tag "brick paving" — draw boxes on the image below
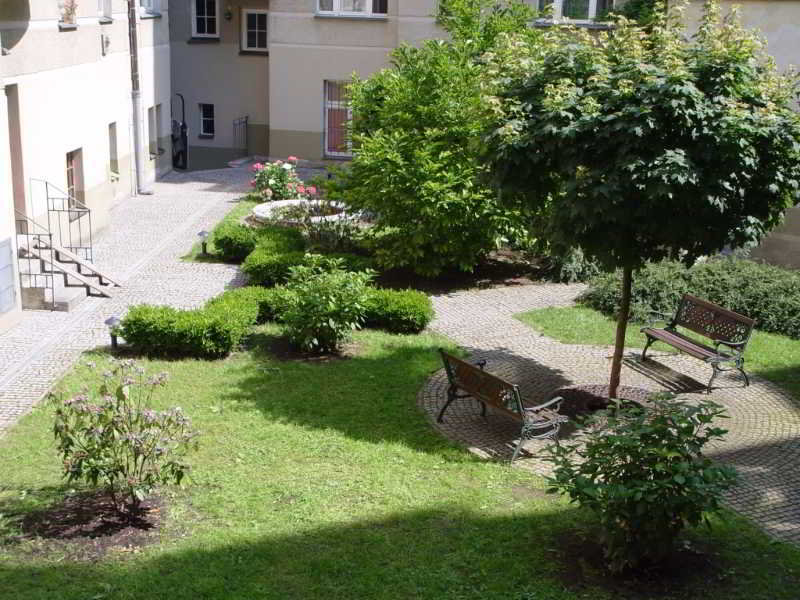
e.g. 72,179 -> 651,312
420,284 -> 800,544
0,167 -> 251,431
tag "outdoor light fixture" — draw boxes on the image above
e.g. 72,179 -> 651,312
104,315 -> 121,350
224,5 -> 233,20
198,230 -> 210,255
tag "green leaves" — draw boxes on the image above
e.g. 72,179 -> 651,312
541,393 -> 737,573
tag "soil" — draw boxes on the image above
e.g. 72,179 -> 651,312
553,384 -> 654,415
553,530 -> 732,599
11,491 -> 163,561
248,331 -> 359,363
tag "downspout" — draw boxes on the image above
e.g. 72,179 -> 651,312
126,0 -> 153,195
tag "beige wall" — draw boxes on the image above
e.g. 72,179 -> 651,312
1,1 -> 172,235
268,0 -> 440,161
170,0 -> 269,169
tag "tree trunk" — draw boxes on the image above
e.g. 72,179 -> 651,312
609,265 -> 633,399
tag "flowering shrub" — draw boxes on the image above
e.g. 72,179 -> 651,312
250,157 -> 317,201
50,359 -> 199,516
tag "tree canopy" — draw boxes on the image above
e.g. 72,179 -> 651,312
483,1 -> 800,396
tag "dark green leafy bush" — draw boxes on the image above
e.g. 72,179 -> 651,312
243,250 -> 373,287
545,247 -> 601,284
206,285 -> 293,324
582,258 -> 800,339
283,257 -> 374,353
50,359 -> 199,516
364,288 -> 434,334
212,222 -> 258,263
542,394 -> 737,573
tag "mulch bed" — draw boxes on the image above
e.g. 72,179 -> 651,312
12,491 -> 163,561
553,384 -> 654,416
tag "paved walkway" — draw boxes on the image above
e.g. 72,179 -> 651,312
0,167 -> 251,432
421,284 -> 800,545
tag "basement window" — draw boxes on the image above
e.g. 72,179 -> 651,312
199,103 -> 215,138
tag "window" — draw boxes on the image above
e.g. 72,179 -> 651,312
199,103 -> 215,137
140,0 -> 161,15
98,0 -> 112,20
535,0 -> 612,20
317,0 -> 388,17
324,81 -> 351,158
108,122 -> 119,176
242,9 -> 268,51
192,0 -> 219,37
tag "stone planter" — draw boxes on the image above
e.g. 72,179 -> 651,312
251,199 -> 351,227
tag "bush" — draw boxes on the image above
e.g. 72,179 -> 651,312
364,288 -> 434,333
243,248 -> 372,288
282,257 -> 374,352
542,394 -> 737,573
206,285 -> 293,324
120,295 -> 258,359
50,359 -> 199,516
212,221 -> 258,263
582,258 -> 800,339
545,247 -> 601,284
250,157 -> 316,201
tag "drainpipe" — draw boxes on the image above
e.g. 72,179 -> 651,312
126,0 -> 153,195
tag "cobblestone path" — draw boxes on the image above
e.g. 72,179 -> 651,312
0,168 -> 251,432
421,284 -> 800,544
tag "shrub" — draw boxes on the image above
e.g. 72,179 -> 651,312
211,221 -> 258,263
243,248 -> 307,287
545,247 -> 601,284
206,285 -> 293,324
250,157 -> 317,201
582,258 -> 800,339
50,359 -> 199,516
283,257 -> 374,352
120,296 -> 258,359
542,394 -> 737,573
364,288 -> 434,333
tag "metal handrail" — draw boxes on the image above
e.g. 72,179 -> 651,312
14,209 -> 56,310
28,177 -> 94,263
29,177 -> 91,212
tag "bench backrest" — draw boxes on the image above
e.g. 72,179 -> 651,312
673,294 -> 756,345
439,350 -> 524,421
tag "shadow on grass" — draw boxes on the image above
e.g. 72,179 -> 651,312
221,331 -> 572,460
1,505 -> 784,600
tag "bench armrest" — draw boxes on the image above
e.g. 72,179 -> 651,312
713,338 -> 747,355
526,395 -> 564,413
643,311 -> 674,330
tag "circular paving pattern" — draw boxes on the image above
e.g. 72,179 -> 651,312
421,284 -> 800,544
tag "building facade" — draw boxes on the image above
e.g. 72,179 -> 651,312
0,0 -> 172,332
169,0 -> 440,168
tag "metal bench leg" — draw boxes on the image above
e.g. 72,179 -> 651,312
437,387 -> 457,423
479,400 -> 487,418
707,363 -> 720,394
511,431 -> 526,462
738,363 -> 750,387
641,336 -> 655,361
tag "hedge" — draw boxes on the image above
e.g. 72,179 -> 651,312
581,258 -> 800,339
364,288 -> 434,334
205,285 -> 292,324
243,250 -> 375,287
212,222 -> 306,264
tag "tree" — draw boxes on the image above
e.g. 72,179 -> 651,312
484,1 -> 800,398
324,0 -> 536,276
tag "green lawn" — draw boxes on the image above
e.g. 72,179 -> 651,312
516,305 -> 800,400
181,196 -> 259,262
1,327 -> 799,599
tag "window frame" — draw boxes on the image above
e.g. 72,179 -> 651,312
316,0 -> 388,18
534,0 -> 612,21
140,0 -> 161,16
199,103 -> 216,138
323,81 -> 352,159
98,0 -> 112,20
192,0 -> 220,39
241,9 -> 268,52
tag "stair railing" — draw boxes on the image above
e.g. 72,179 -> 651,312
29,178 -> 94,263
14,209 -> 56,310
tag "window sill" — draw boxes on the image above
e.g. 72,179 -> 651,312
58,22 -> 78,31
314,13 -> 388,21
188,37 -> 221,44
140,11 -> 162,20
198,134 -> 215,140
533,19 -> 613,30
99,17 -> 113,24
239,50 -> 269,56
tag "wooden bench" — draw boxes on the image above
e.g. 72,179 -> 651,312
438,350 -> 567,461
640,294 -> 756,393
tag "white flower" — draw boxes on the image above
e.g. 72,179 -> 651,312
268,178 -> 276,185
282,163 -> 292,170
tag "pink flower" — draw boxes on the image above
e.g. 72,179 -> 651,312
276,159 -> 284,165
263,188 -> 273,198
307,186 -> 317,195
288,155 -> 299,163
251,162 -> 264,172
297,185 -> 306,195
250,179 -> 257,187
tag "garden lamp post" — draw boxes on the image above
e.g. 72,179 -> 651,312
104,315 -> 121,350
198,230 -> 210,256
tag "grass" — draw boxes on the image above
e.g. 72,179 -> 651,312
1,327 -> 799,599
181,195 -> 260,262
516,305 -> 800,400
